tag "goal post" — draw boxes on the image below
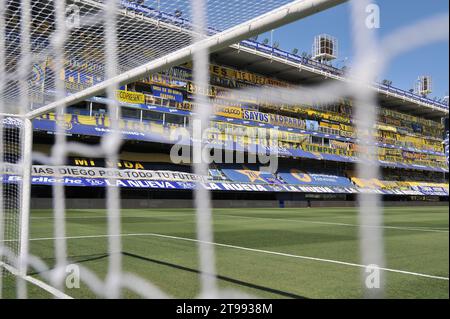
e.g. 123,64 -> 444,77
18,118 -> 32,278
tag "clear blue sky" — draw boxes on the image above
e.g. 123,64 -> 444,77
258,0 -> 449,99
143,0 -> 448,99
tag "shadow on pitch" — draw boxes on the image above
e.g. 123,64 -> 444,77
28,252 -> 307,299
122,251 -> 307,299
27,253 -> 110,276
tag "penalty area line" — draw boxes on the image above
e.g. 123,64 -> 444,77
0,261 -> 73,299
221,214 -> 450,233
20,232 -> 450,281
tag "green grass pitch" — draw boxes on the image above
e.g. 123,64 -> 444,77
2,206 -> 448,298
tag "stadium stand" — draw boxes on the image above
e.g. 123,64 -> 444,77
19,31 -> 447,205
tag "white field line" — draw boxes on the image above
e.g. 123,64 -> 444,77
221,214 -> 450,234
5,232 -> 448,281
18,212 -> 449,233
0,261 -> 73,299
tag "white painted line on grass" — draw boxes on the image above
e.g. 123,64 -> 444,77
21,213 -> 449,233
221,214 -> 450,233
0,261 -> 73,299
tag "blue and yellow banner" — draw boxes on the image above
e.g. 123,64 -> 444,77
215,106 -> 243,119
279,169 -> 354,187
151,85 -> 184,103
221,168 -> 276,184
116,90 -> 145,105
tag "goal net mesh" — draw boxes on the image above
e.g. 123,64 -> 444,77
0,117 -> 24,274
1,0 -> 298,110
0,0 -> 448,299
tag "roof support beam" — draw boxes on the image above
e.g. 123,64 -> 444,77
27,0 -> 347,119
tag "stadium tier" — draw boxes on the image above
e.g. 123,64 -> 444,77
0,0 -> 448,205
2,57 -> 448,202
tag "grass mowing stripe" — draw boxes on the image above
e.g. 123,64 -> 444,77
19,232 -> 450,281
220,214 -> 449,233
24,212 -> 449,233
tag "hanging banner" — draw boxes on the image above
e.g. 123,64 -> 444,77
402,151 -> 427,160
269,114 -> 305,129
330,140 -> 349,150
4,173 -> 441,195
279,169 -> 354,187
189,62 -> 290,87
186,81 -> 217,97
305,120 -> 319,131
214,106 -> 243,119
32,165 -> 209,183
1,174 -> 359,194
242,110 -> 270,123
151,85 -> 184,102
116,90 -> 145,105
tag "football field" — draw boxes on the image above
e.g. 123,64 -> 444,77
2,206 -> 448,299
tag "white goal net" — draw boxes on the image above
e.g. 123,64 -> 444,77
0,117 -> 24,272
0,0 -> 448,299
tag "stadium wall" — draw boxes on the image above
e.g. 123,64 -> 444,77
30,198 -> 447,210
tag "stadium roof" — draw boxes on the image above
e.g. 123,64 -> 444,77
211,43 -> 449,120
